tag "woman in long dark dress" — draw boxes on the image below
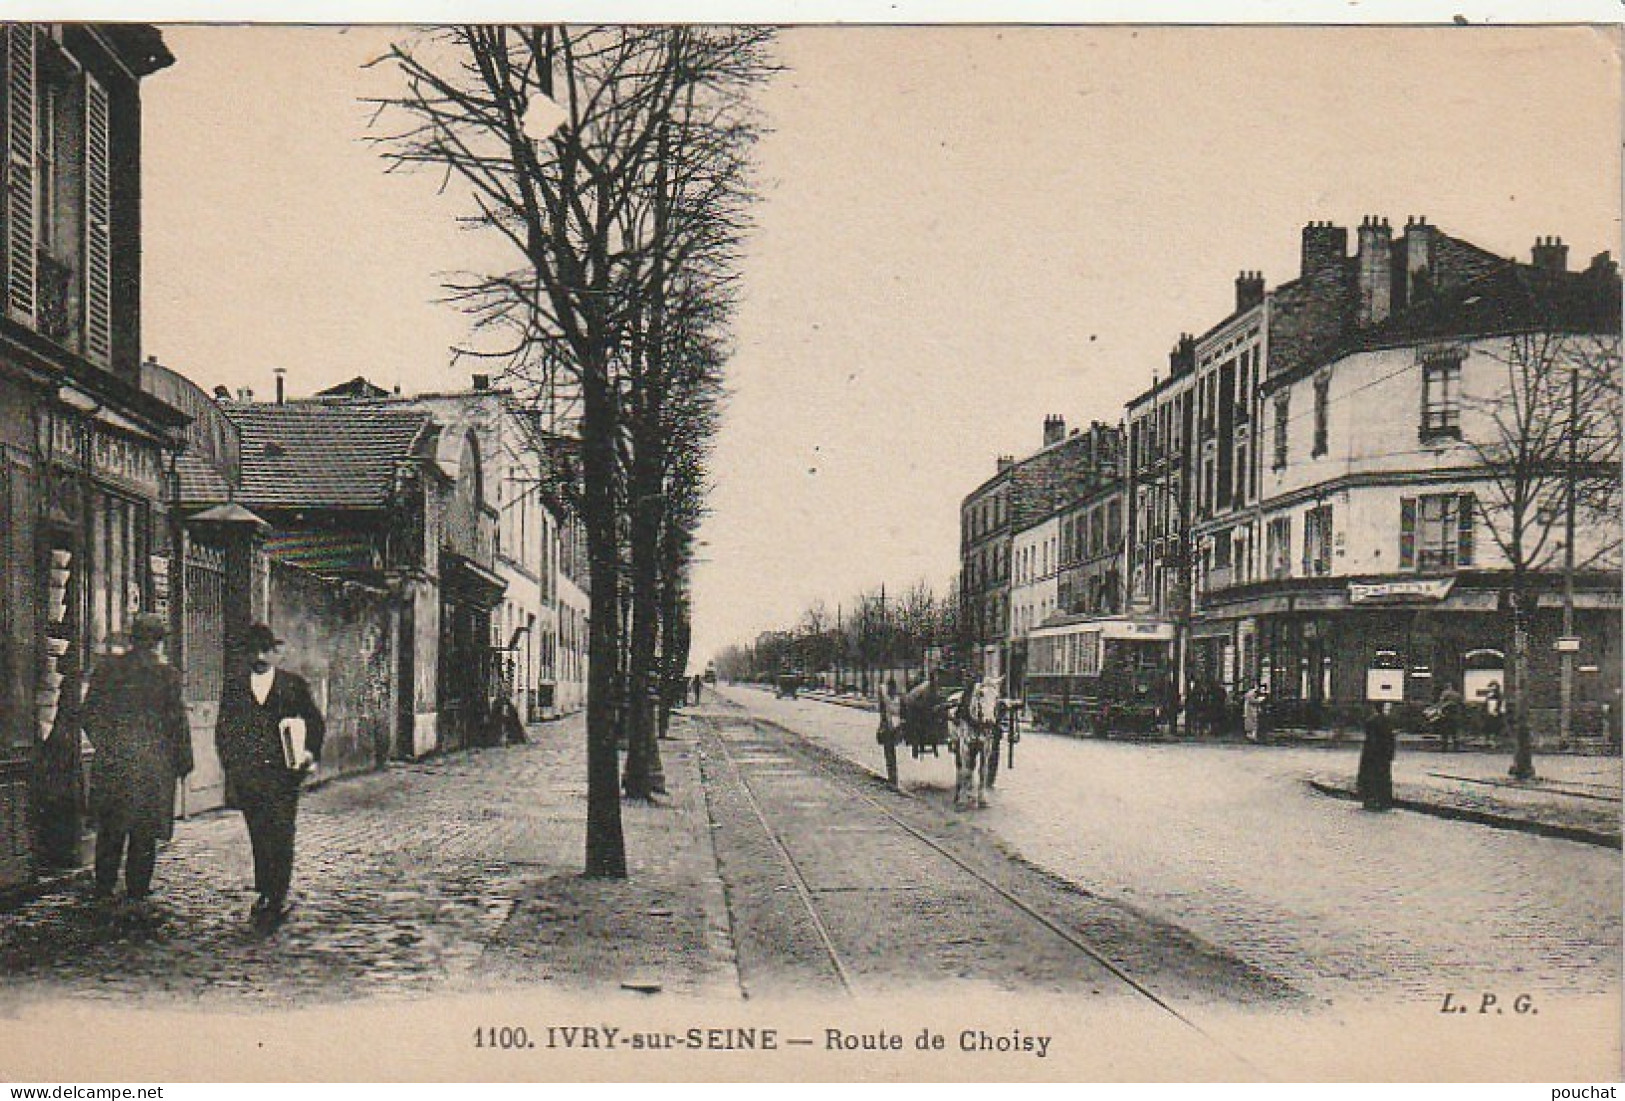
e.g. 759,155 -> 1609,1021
1357,702 -> 1397,810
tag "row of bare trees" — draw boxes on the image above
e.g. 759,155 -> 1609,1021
372,26 -> 777,875
713,580 -> 965,690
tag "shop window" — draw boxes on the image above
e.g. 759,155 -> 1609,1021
88,490 -> 149,653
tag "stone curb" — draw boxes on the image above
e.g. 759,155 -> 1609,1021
1305,778 -> 1622,850
662,718 -> 745,1000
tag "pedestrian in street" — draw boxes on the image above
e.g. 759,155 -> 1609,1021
215,623 -> 325,933
80,613 -> 193,916
1187,680 -> 1210,738
1482,679 -> 1505,745
1357,701 -> 1397,811
876,677 -> 900,788
1430,685 -> 1464,752
1242,683 -> 1266,743
692,673 -> 705,705
1210,680 -> 1230,738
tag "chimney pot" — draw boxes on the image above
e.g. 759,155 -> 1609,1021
1357,215 -> 1395,326
1301,220 -> 1348,278
1532,235 -> 1570,273
472,373 -> 490,391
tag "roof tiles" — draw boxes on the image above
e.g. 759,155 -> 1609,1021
222,401 -> 431,510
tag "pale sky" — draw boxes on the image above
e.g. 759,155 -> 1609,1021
139,24 -> 1622,665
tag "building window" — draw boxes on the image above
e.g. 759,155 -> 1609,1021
1236,349 -> 1253,424
1400,492 -> 1476,571
1312,374 -> 1330,457
1235,441 -> 1249,504
1421,351 -> 1463,440
1272,392 -> 1289,470
1266,516 -> 1291,579
1302,503 -> 1333,577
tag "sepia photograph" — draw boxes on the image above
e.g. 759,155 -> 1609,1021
0,7 -> 1618,1085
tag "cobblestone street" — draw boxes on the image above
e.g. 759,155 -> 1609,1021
0,714 -> 734,1010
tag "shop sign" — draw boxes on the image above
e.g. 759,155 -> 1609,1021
47,415 -> 163,496
1347,577 -> 1455,604
1294,590 -> 1345,610
1554,636 -> 1582,653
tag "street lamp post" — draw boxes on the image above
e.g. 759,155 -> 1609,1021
1559,363 -> 1579,748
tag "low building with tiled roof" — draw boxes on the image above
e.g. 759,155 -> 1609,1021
224,400 -> 434,517
297,376 -> 591,721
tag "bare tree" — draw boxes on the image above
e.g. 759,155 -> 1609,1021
372,25 -> 775,875
1464,322 -> 1621,779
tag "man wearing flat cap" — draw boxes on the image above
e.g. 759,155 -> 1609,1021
80,612 -> 193,913
215,623 -> 324,932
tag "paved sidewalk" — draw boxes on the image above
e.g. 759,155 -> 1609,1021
0,710 -> 737,1007
1307,750 -> 1621,847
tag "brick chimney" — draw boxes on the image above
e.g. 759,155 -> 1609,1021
1168,333 -> 1196,377
1300,220 -> 1348,278
1532,236 -> 1569,274
996,455 -> 1016,474
1357,215 -> 1393,326
273,367 -> 287,405
471,373 -> 491,391
1400,215 -> 1436,306
1235,270 -> 1265,313
1043,414 -> 1066,446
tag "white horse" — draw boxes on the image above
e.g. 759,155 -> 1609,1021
951,676 -> 1003,809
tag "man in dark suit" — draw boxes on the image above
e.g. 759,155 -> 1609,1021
81,613 -> 193,913
215,623 -> 324,932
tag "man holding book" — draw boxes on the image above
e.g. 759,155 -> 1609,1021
215,623 -> 325,933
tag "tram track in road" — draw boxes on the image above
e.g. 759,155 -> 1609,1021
694,697 -> 1287,1070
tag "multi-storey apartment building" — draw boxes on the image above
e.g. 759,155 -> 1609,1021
1228,244 -> 1621,738
1128,216 -> 1518,710
1125,335 -> 1196,623
1056,480 -> 1124,618
0,26 -> 183,885
961,416 -> 1120,678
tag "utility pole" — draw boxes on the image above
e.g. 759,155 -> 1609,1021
1559,363 -> 1579,747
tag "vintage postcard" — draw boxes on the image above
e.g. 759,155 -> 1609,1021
0,10 -> 1619,1086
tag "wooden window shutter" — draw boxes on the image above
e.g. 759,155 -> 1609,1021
1457,492 -> 1475,567
5,24 -> 36,326
1399,497 -> 1417,569
83,70 -> 110,365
